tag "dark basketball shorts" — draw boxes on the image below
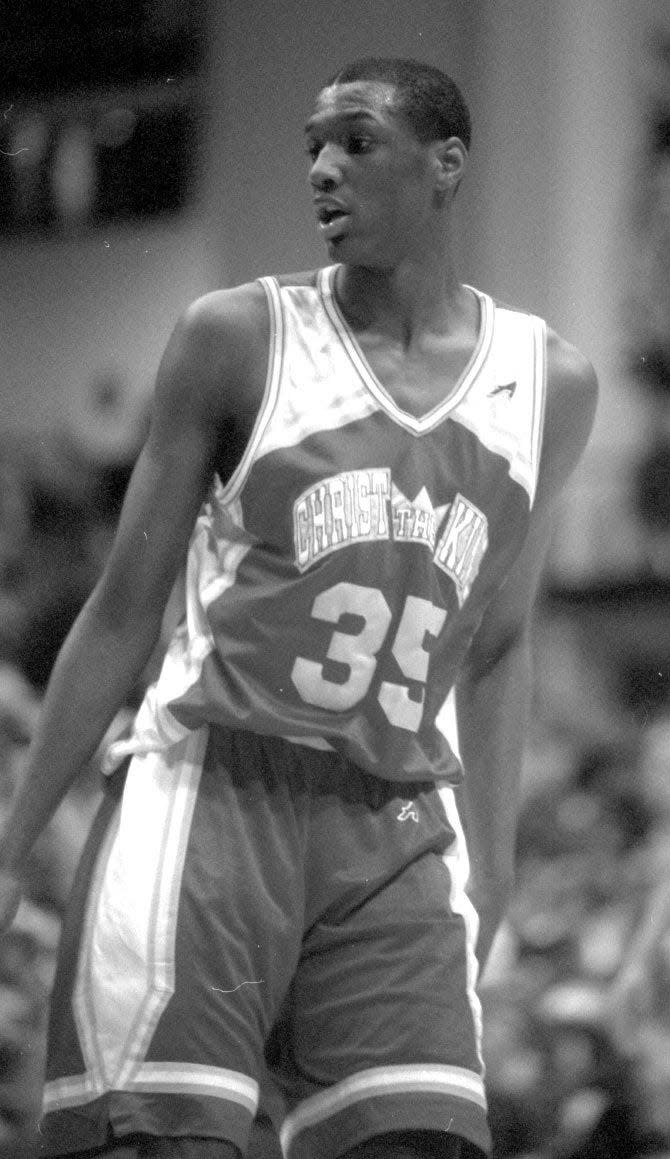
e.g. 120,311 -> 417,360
41,726 -> 490,1158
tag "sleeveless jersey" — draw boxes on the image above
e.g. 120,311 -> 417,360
109,265 -> 546,785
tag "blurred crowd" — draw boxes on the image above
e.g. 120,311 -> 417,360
482,720 -> 670,1158
0,390 -> 146,1157
0,411 -> 669,1158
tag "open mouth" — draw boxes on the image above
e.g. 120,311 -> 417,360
318,207 -> 345,224
316,204 -> 350,238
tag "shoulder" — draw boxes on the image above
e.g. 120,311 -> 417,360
152,269 -> 323,432
545,326 -> 598,400
177,268 -> 322,373
535,326 -> 599,510
179,281 -> 270,368
488,298 -> 598,503
153,281 -> 272,431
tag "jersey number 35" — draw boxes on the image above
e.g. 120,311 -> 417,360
291,581 -> 447,733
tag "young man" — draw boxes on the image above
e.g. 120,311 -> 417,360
0,57 -> 597,1159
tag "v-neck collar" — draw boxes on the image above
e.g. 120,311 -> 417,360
318,264 -> 494,435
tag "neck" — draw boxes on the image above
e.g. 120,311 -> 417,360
334,256 -> 469,348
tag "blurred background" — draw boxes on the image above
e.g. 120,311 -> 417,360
0,1 -> 669,1155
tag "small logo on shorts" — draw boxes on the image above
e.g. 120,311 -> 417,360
397,801 -> 419,823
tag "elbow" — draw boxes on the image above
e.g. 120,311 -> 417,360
86,571 -> 165,650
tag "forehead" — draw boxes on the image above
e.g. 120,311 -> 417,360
306,80 -> 401,132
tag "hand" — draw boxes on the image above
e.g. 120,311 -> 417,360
0,870 -> 23,934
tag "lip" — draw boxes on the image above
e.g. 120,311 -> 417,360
319,214 -> 350,241
313,199 -> 350,238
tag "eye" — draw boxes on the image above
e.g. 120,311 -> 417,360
305,140 -> 322,162
345,134 -> 373,155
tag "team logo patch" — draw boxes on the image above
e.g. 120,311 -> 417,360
293,468 -> 488,606
293,468 -> 392,571
391,484 -> 450,551
434,494 -> 489,607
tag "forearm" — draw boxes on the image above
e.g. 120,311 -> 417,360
0,591 -> 161,875
455,631 -> 533,967
0,309 -> 231,889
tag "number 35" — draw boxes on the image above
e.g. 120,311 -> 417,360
291,581 -> 447,733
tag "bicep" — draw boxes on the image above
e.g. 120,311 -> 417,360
464,339 -> 598,677
535,333 -> 599,511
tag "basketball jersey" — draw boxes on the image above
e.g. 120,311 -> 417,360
108,265 -> 546,785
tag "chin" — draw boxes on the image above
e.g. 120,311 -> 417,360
327,240 -> 388,270
325,234 -> 352,260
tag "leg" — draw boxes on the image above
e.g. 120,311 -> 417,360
247,1112 -> 283,1159
342,1130 -> 463,1158
139,1137 -> 241,1157
271,775 -> 490,1159
42,730 -> 307,1157
45,1144 -> 138,1159
47,1138 -> 240,1158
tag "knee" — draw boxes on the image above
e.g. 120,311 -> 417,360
341,1130 -> 463,1159
138,1137 -> 241,1158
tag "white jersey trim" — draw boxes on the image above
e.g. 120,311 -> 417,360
320,265 -> 496,435
251,274 -> 381,461
530,316 -> 548,507
448,311 -> 547,506
215,275 -> 286,505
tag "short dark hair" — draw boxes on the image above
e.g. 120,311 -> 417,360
325,56 -> 472,150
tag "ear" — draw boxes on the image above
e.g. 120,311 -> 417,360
431,136 -> 468,193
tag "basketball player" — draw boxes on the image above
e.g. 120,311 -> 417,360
0,58 -> 597,1159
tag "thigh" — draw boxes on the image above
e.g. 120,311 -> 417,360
138,1137 -> 240,1157
293,847 -> 482,1073
44,773 -> 123,1088
273,786 -> 490,1158
342,1131 -> 463,1158
49,1137 -> 240,1158
42,729 -> 308,1156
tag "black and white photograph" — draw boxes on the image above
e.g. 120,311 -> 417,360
0,3 -> 669,1157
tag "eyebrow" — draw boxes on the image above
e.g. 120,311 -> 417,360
304,109 -> 380,135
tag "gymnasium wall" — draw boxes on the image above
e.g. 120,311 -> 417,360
1,0 -> 668,582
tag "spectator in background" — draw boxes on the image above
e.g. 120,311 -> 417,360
0,372 -> 148,688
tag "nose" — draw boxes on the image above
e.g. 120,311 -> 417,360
309,142 -> 344,191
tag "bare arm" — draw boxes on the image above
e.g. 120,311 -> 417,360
0,285 -> 267,921
456,332 -> 598,969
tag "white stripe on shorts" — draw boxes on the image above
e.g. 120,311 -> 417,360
439,784 -> 485,1068
120,1062 -> 259,1114
57,728 -> 208,1105
280,1063 -> 486,1153
43,1062 -> 259,1118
